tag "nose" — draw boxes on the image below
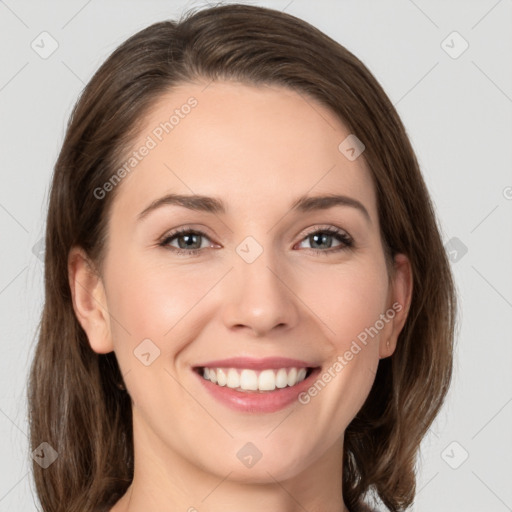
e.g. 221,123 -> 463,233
221,247 -> 300,337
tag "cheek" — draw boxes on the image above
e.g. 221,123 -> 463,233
292,260 -> 390,431
108,247 -> 389,352
300,258 -> 390,349
104,254 -> 215,405
107,248 -> 209,329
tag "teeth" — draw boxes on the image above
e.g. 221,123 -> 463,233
275,368 -> 288,389
201,366 -> 310,391
258,369 -> 276,391
240,369 -> 258,390
227,368 -> 239,388
287,367 -> 297,386
217,368 -> 227,386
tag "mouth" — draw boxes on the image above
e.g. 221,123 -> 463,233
191,356 -> 322,413
193,366 -> 317,393
191,362 -> 322,413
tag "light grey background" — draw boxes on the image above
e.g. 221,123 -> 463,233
1,0 -> 511,510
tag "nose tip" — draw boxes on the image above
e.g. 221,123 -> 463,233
221,257 -> 299,337
232,317 -> 287,337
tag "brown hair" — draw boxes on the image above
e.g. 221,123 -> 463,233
27,4 -> 456,511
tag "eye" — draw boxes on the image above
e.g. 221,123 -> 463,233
295,226 -> 354,255
158,228 -> 213,256
158,225 -> 354,256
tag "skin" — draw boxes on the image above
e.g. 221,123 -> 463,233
68,81 -> 412,512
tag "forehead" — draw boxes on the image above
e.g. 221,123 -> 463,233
110,80 -> 377,223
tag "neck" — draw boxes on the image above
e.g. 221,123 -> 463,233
111,410 -> 350,512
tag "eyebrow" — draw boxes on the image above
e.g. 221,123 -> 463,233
137,193 -> 371,223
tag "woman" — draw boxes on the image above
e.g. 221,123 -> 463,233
27,4 -> 456,511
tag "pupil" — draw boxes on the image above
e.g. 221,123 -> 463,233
312,233 -> 331,249
177,233 -> 333,251
180,234 -> 200,249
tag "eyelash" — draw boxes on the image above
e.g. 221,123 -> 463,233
158,226 -> 354,257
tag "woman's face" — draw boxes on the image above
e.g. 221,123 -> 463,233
71,80 -> 410,487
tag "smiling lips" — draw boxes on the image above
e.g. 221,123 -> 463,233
194,356 -> 318,397
193,357 -> 321,413
201,366 -> 310,392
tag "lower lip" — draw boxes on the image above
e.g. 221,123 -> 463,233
193,367 -> 321,413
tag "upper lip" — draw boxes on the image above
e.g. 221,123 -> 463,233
194,357 -> 319,371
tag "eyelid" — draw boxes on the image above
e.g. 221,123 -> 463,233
159,223 -> 351,241
158,226 -> 216,248
300,224 -> 350,238
158,224 -> 216,243
158,223 -> 354,255
295,225 -> 354,252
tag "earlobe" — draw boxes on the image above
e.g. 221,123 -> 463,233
379,253 -> 413,358
68,246 -> 114,354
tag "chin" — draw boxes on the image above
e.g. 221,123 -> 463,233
205,444 -> 311,484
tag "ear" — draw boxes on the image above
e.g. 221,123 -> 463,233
379,253 -> 413,359
68,246 -> 114,354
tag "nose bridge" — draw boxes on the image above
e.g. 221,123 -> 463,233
222,236 -> 299,335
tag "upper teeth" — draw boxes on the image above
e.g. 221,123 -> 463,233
202,367 -> 308,391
